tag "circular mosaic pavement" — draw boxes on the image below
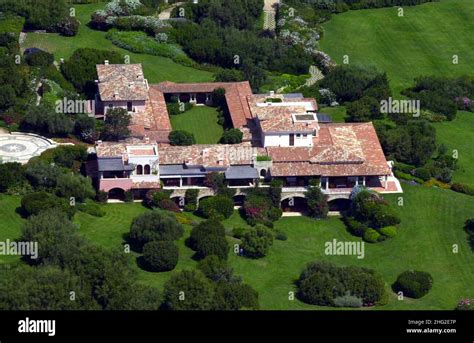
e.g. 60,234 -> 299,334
0,133 -> 56,164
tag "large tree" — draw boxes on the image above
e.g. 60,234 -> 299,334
102,107 -> 131,141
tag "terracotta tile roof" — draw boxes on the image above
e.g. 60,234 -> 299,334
129,87 -> 171,143
96,64 -> 148,101
268,123 -> 391,177
248,95 -> 319,133
153,81 -> 253,128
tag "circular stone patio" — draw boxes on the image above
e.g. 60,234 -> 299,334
0,133 -> 57,164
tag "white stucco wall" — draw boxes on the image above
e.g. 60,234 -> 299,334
103,100 -> 146,114
263,132 -> 313,147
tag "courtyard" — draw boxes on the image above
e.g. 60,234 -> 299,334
0,133 -> 56,164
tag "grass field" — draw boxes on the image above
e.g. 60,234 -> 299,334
320,0 -> 474,96
21,4 -> 213,84
71,183 -> 474,310
319,106 -> 347,123
170,106 -> 224,144
0,183 -> 472,309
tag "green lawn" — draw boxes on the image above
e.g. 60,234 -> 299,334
434,111 -> 474,187
320,0 -> 474,97
319,105 -> 347,123
70,183 -> 474,310
0,183 -> 472,309
21,4 -> 213,84
170,106 -> 224,144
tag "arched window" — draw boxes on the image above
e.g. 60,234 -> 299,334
136,165 -> 143,175
144,165 -> 151,175
260,169 -> 267,178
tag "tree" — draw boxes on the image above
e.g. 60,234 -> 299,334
198,195 -> 234,219
22,103 -> 74,137
189,219 -> 229,260
220,128 -> 243,144
214,68 -> 244,82
197,255 -> 236,283
25,50 -> 54,67
240,225 -> 274,258
169,130 -> 195,146
74,114 -> 97,143
21,209 -> 84,266
56,16 -> 80,36
141,241 -> 179,272
25,160 -> 61,189
163,270 -> 215,310
20,191 -> 75,218
0,162 -> 25,192
305,185 -> 328,219
102,107 -> 131,141
129,210 -> 184,251
56,173 -> 95,202
346,96 -> 382,122
214,282 -> 259,310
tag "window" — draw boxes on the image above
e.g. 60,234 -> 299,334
136,165 -> 143,175
296,134 -> 301,138
144,165 -> 151,175
303,134 -> 307,138
260,169 -> 267,178
127,102 -> 132,112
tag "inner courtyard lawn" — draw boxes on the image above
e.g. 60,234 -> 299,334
170,106 -> 224,144
21,4 -> 213,84
320,0 -> 474,97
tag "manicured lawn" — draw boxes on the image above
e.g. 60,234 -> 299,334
319,106 -> 346,123
320,0 -> 474,97
71,183 -> 474,310
0,195 -> 25,265
21,4 -> 213,84
434,111 -> 474,187
170,106 -> 224,144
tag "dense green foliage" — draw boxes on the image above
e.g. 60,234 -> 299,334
102,107 -> 131,141
142,240 -> 179,272
168,130 -> 196,146
240,225 -> 274,258
189,219 -> 229,260
198,195 -> 234,220
392,270 -> 433,299
305,185 -> 329,219
297,261 -> 386,307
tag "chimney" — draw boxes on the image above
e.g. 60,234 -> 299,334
269,90 -> 275,96
122,153 -> 129,165
202,148 -> 209,158
145,136 -> 150,143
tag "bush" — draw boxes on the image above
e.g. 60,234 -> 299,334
169,130 -> 195,146
157,198 -> 180,212
21,191 -> 75,218
297,261 -> 386,307
305,185 -> 328,219
163,270 -> 215,310
55,173 -> 95,202
129,210 -> 184,251
141,241 -> 179,272
25,50 -> 54,67
189,219 -> 229,260
392,271 -> 433,299
77,200 -> 105,217
184,188 -> 199,212
363,228 -> 381,243
380,226 -> 397,238
350,190 -> 401,229
197,255 -> 235,283
144,189 -> 172,207
124,190 -> 134,203
167,101 -> 193,115
96,190 -> 108,203
220,128 -> 243,144
232,227 -> 248,239
267,207 -> 282,222
451,183 -> 474,196
344,216 -> 368,237
333,293 -> 363,308
274,230 -> 287,241
413,167 -> 431,181
240,225 -> 274,258
56,16 -> 80,36
214,282 -> 259,310
198,195 -> 234,219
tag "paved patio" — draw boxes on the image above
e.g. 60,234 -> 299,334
0,133 -> 57,164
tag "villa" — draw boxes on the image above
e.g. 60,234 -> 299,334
89,63 -> 402,209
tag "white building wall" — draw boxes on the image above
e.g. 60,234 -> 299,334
103,100 -> 146,114
263,133 -> 313,147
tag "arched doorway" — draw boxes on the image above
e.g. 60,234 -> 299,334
108,188 -> 125,200
281,196 -> 308,213
328,198 -> 351,212
144,164 -> 151,175
136,165 -> 143,175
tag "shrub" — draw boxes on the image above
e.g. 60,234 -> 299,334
25,50 -> 54,67
157,198 -> 181,212
451,183 -> 474,196
144,189 -> 172,208
392,271 -> 433,299
350,190 -> 401,229
169,130 -> 195,146
413,167 -> 431,181
267,207 -> 283,222
344,216 -> 368,237
240,225 -> 274,258
220,128 -> 243,144
21,191 -> 75,218
333,293 -> 363,308
96,190 -> 108,203
423,178 -> 451,189
305,185 -> 328,219
55,173 -> 95,202
163,270 -> 215,310
297,261 -> 386,307
198,195 -> 234,219
214,282 -> 259,310
56,16 -> 80,36
363,228 -> 381,243
197,255 -> 235,283
141,241 -> 179,272
232,227 -> 249,239
124,190 -> 134,203
184,188 -> 199,212
167,102 -> 193,115
189,219 -> 229,260
129,210 -> 184,251
380,226 -> 397,238
77,200 -> 105,217
274,230 -> 287,241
